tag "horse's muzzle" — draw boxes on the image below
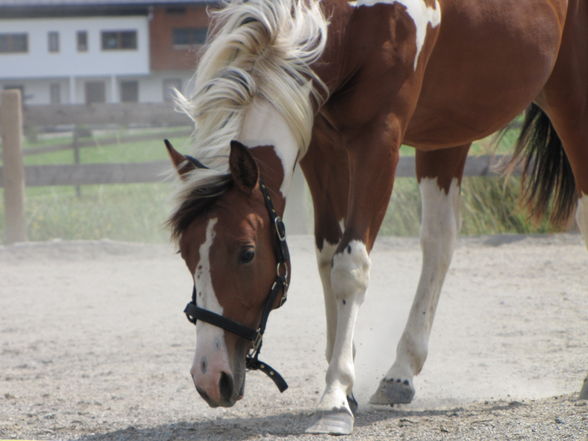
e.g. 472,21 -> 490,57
193,369 -> 244,407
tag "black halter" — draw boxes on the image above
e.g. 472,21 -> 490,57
181,151 -> 290,393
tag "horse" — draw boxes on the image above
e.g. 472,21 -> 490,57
164,0 -> 588,435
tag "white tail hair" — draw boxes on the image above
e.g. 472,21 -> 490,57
174,0 -> 328,194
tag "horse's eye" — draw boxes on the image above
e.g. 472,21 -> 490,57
240,248 -> 255,264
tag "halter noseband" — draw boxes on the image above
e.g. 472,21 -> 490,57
181,151 -> 290,393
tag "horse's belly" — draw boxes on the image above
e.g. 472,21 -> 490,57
404,0 -> 566,149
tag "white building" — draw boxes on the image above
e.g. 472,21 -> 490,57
0,0 -> 215,105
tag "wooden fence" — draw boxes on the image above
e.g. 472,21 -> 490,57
23,102 -> 192,129
1,91 -> 513,243
0,155 -> 507,188
1,90 -> 27,243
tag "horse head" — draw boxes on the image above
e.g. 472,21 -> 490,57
166,140 -> 289,407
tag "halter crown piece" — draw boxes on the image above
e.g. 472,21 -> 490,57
176,143 -> 290,392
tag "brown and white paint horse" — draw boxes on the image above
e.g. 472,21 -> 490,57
166,0 -> 588,435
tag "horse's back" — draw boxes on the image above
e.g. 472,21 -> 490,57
405,0 -> 570,148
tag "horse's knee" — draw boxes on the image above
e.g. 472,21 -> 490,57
330,240 -> 371,300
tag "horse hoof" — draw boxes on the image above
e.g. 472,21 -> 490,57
580,376 -> 588,400
306,409 -> 354,435
369,377 -> 415,405
347,394 -> 359,415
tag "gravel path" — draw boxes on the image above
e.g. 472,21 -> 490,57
1,235 -> 587,440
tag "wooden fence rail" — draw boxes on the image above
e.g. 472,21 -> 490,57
22,128 -> 192,156
1,95 -> 517,243
0,155 -> 510,188
23,103 -> 192,128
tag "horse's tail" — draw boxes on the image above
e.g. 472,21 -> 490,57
506,104 -> 577,225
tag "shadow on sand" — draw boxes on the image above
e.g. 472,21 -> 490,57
74,402 -> 526,441
75,411 -> 311,441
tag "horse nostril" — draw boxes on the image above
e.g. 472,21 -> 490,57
219,371 -> 234,403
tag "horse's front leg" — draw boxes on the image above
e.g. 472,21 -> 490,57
307,119 -> 400,435
370,145 -> 469,405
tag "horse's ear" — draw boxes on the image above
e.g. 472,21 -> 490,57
164,139 -> 195,179
229,140 -> 259,194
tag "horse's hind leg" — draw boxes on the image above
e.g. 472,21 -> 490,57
538,117 -> 588,399
370,144 -> 469,405
536,5 -> 588,395
527,101 -> 588,398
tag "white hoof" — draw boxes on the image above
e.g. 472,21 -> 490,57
306,409 -> 354,435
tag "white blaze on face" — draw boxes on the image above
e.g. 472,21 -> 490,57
192,218 -> 230,377
349,0 -> 441,70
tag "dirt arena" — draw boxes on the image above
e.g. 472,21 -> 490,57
1,234 -> 587,440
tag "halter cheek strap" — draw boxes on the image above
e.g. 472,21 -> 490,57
183,176 -> 290,393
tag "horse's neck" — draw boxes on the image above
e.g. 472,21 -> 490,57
239,98 -> 299,209
311,0 -> 355,94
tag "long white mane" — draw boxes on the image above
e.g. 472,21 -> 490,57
174,0 -> 328,192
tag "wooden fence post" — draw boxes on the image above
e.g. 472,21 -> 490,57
283,167 -> 310,234
1,90 -> 28,244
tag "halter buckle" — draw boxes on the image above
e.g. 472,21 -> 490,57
276,261 -> 289,280
274,216 -> 286,241
279,292 -> 288,307
184,301 -> 198,324
251,330 -> 263,353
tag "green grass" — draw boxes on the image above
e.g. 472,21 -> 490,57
20,130 -> 191,166
380,176 -> 556,237
1,184 -> 174,243
0,123 -> 560,243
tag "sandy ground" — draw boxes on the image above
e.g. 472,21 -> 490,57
1,234 -> 587,440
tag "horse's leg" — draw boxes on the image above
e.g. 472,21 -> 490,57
527,105 -> 588,398
300,136 -> 356,409
370,145 -> 470,405
305,118 -> 400,434
536,110 -> 588,399
536,5 -> 588,395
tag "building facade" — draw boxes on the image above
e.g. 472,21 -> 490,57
0,0 -> 216,105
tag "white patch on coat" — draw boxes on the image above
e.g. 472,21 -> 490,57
317,240 -> 370,412
387,177 -> 460,382
331,240 -> 371,298
349,0 -> 441,70
577,193 -> 588,250
192,218 -> 230,375
240,97 -> 301,197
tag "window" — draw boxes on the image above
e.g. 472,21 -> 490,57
120,80 -> 138,103
50,83 -> 61,104
172,28 -> 207,47
101,30 -> 137,50
163,78 -> 182,102
85,81 -> 106,104
77,31 -> 88,52
48,31 -> 59,53
0,33 -> 28,53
